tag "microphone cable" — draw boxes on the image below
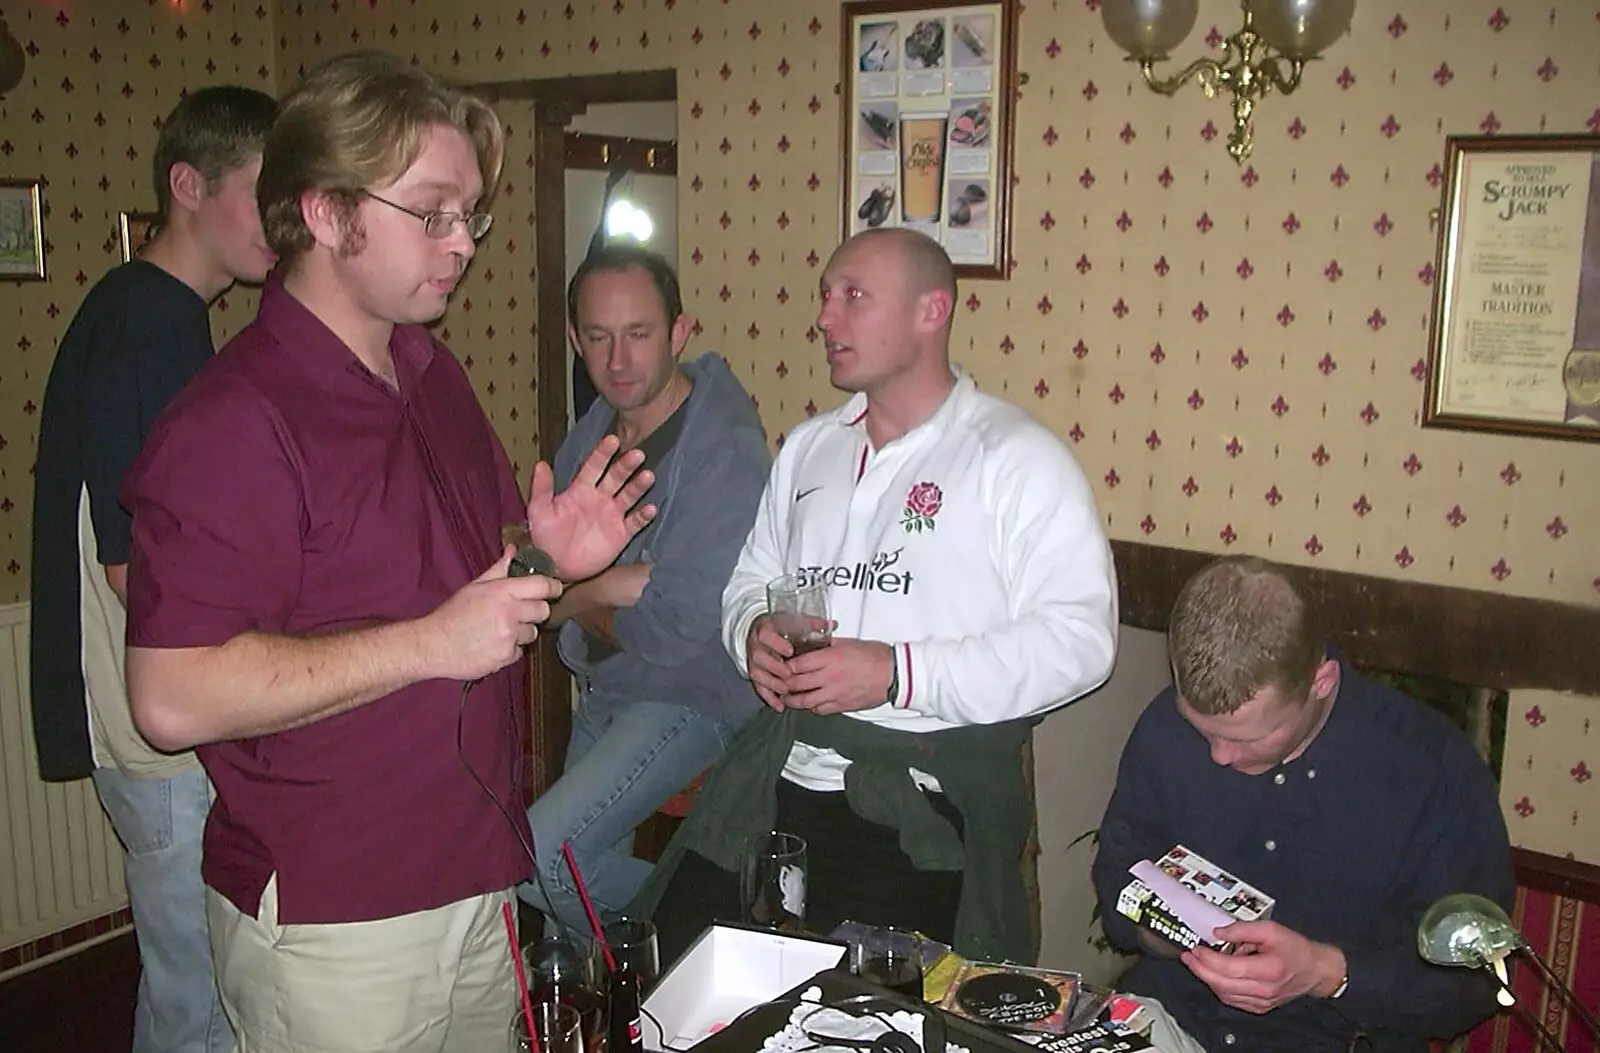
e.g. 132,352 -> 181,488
457,674 -> 585,943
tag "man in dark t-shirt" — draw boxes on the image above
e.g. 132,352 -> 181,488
517,246 -> 768,932
29,86 -> 278,1053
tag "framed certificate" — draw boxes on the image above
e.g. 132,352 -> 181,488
1424,135 -> 1600,442
840,0 -> 1017,279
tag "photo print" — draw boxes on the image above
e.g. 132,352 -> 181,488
946,179 -> 989,229
952,13 -> 995,66
856,183 -> 897,230
858,101 -> 899,151
904,18 -> 946,69
859,20 -> 899,72
949,97 -> 992,149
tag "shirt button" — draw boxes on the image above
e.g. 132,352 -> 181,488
1265,839 -> 1277,851
1273,773 -> 1286,785
1308,768 -> 1317,778
1224,1034 -> 1237,1046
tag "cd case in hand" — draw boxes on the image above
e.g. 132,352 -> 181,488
1115,844 -> 1274,953
938,962 -> 1081,1035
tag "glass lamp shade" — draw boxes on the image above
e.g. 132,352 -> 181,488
1248,0 -> 1357,59
0,16 -> 25,95
1100,0 -> 1200,59
1417,893 -> 1526,968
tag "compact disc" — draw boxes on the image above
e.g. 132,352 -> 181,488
954,971 -> 1061,1027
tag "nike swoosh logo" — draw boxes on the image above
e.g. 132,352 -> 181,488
795,486 -> 822,502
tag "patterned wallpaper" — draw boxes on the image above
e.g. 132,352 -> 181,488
283,0 -> 1598,615
1502,688 -> 1597,866
0,0 -> 277,605
4,1 -> 1598,612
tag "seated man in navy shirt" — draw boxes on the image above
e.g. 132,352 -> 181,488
1092,555 -> 1514,1053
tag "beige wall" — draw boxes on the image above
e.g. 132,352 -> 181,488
1500,688 -> 1599,868
268,0 -> 1600,897
6,2 -> 1597,609
1,0 -> 1596,958
1035,626 -> 1171,980
267,0 -> 1600,611
1,3 -> 277,606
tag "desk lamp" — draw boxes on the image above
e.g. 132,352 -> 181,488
1418,892 -> 1599,1052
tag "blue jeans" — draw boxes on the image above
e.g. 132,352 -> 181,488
518,696 -> 734,932
92,764 -> 232,1053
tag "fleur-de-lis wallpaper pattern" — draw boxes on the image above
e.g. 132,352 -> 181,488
1503,690 -> 1596,865
0,1 -> 1594,854
275,0 -> 1600,609
1,2 -> 276,597
4,0 -> 1598,615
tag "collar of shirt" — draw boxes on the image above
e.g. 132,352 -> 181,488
1271,652 -> 1357,780
255,272 -> 437,392
838,368 -> 974,444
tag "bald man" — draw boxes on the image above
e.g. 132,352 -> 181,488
635,230 -> 1118,966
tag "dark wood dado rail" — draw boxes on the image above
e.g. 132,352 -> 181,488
1111,540 -> 1600,695
1515,846 -> 1600,903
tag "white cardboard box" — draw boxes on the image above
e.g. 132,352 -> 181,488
641,924 -> 848,1052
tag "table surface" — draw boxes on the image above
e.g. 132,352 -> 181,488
686,968 -> 1049,1053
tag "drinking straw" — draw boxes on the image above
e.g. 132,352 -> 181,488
561,841 -> 619,974
502,899 -> 542,1053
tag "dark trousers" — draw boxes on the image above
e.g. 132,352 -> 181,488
652,777 -> 965,967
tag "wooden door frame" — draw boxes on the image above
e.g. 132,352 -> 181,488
474,70 -> 678,795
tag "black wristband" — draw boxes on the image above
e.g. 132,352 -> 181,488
885,647 -> 900,706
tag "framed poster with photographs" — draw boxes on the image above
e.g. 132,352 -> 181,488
118,211 -> 158,263
1424,135 -> 1600,443
840,0 -> 1017,279
0,178 -> 45,281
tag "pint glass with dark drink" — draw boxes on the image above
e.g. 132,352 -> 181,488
766,573 -> 832,655
899,111 -> 949,224
523,935 -> 606,1053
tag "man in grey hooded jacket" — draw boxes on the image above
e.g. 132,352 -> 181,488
518,244 -> 769,929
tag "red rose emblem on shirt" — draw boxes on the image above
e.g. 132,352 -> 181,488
901,481 -> 943,533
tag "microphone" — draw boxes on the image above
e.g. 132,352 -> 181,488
509,545 -> 556,579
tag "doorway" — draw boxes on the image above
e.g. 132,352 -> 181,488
562,101 -> 679,422
475,70 -> 678,799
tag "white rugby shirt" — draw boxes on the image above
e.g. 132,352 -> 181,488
722,371 -> 1119,791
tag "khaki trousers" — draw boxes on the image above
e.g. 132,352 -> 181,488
206,875 -> 517,1053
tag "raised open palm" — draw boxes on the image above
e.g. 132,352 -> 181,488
525,435 -> 657,581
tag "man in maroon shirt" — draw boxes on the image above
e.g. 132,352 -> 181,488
120,52 -> 653,1053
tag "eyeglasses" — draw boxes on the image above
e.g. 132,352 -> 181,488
360,190 -> 493,241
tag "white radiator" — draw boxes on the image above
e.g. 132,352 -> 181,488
0,602 -> 129,974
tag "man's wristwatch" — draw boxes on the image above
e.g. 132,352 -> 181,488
884,647 -> 900,706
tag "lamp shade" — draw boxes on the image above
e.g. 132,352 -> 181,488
1417,893 -> 1526,968
0,15 -> 25,96
1100,0 -> 1200,59
1248,0 -> 1356,59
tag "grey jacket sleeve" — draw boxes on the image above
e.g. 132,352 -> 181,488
612,433 -> 771,666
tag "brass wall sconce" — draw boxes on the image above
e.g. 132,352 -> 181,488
1100,0 -> 1356,164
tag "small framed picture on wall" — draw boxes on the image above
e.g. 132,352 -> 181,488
118,211 -> 159,264
0,178 -> 45,281
840,0 -> 1018,280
